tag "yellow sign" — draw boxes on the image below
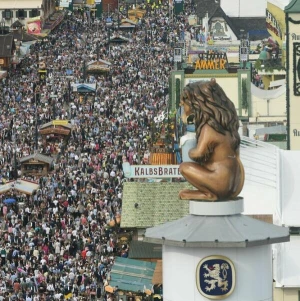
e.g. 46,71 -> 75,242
0,59 -> 4,65
52,120 -> 69,125
195,59 -> 226,70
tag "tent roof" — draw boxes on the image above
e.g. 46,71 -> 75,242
0,179 -> 39,195
40,120 -> 72,130
109,257 -> 156,293
0,34 -> 14,57
144,214 -> 289,248
72,83 -> 96,92
19,153 -> 54,164
128,241 -> 162,259
120,182 -> 190,228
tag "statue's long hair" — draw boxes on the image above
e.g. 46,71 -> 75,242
181,79 -> 240,150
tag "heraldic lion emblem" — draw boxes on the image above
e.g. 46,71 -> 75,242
203,263 -> 229,292
179,78 -> 245,201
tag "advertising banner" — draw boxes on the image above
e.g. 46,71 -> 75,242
27,20 -> 41,35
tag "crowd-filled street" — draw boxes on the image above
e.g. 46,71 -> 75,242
0,2 -> 197,300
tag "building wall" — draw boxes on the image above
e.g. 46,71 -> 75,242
0,0 -> 55,28
274,286 -> 299,301
280,150 -> 300,226
251,92 -> 286,121
220,0 -> 267,17
163,244 -> 273,301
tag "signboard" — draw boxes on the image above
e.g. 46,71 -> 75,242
27,20 -> 41,34
52,120 -> 69,126
240,40 -> 249,62
60,0 -> 71,7
174,48 -> 182,63
194,52 -> 228,70
123,162 -> 182,178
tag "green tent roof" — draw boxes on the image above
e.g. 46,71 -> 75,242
285,0 -> 300,13
109,257 -> 156,293
120,182 -> 191,228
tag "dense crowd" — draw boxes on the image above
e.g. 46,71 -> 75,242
0,1 -> 197,300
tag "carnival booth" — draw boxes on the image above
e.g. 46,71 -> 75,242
119,18 -> 137,31
39,120 -> 72,153
87,60 -> 111,75
20,153 -> 54,177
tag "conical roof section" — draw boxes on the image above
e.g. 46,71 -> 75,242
144,213 -> 289,248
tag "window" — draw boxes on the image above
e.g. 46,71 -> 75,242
2,9 -> 12,19
30,9 -> 40,18
17,9 -> 26,19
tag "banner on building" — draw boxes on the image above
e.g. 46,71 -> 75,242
27,19 -> 41,35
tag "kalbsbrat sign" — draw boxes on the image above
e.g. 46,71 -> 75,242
122,162 -> 182,178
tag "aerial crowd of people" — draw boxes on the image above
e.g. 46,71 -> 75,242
0,0 -> 197,300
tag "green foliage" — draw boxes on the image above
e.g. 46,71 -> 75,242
254,59 -> 285,72
241,79 -> 248,112
175,78 -> 181,108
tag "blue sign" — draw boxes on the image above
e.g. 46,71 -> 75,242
196,255 -> 235,299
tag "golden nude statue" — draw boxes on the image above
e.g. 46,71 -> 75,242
179,78 -> 245,201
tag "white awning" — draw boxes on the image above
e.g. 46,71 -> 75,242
269,79 -> 286,88
0,0 -> 42,9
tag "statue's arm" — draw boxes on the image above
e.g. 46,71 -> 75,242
188,126 -> 216,164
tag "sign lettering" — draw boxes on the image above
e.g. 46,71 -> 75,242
123,163 -> 183,178
195,59 -> 226,70
293,129 -> 300,136
266,9 -> 282,39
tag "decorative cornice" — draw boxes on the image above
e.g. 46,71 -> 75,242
185,73 -> 237,78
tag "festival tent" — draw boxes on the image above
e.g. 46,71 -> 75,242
0,179 -> 39,195
72,83 -> 97,93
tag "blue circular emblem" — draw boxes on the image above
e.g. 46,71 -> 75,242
196,255 -> 235,299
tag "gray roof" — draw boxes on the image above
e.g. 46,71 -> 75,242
196,0 -> 220,19
255,125 -> 287,135
0,35 -> 15,57
20,153 -> 54,164
229,17 -> 269,40
196,1 -> 269,40
144,214 -> 290,248
128,241 -> 162,259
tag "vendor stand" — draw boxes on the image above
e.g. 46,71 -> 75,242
20,153 -> 54,177
39,120 -> 72,154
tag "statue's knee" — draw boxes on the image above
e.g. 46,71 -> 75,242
179,164 -> 186,175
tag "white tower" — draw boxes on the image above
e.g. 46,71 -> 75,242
144,199 -> 289,301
